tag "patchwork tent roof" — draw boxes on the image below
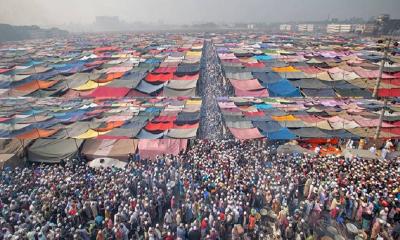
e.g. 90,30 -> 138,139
219,97 -> 400,140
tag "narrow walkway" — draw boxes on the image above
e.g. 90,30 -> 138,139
198,40 -> 230,139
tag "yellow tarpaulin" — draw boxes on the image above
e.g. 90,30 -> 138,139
74,129 -> 110,139
315,72 -> 333,81
185,51 -> 202,57
185,99 -> 202,105
72,80 -> 109,91
272,66 -> 300,73
272,115 -> 298,121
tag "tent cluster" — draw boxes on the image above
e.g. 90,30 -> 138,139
214,33 -> 400,98
0,97 -> 201,165
218,97 -> 400,140
0,33 -> 203,98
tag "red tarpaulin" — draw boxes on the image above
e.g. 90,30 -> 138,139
89,87 -> 130,98
382,128 -> 400,137
138,139 -> 188,160
145,121 -> 174,131
0,69 -> 11,74
0,117 -> 11,122
230,79 -> 264,91
145,73 -> 174,83
243,62 -> 266,68
244,111 -> 265,117
234,88 -> 269,97
153,67 -> 177,73
374,88 -> 400,97
172,73 -> 199,81
62,89 -> 95,98
153,116 -> 177,122
229,127 -> 264,140
383,79 -> 400,86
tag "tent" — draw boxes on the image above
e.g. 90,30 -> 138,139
234,88 -> 269,97
135,81 -> 165,94
228,127 -> 264,140
290,127 -> 331,138
89,87 -> 130,98
163,87 -> 196,97
225,121 -> 254,129
277,143 -> 315,155
264,80 -> 302,97
0,139 -> 30,169
302,88 -> 337,97
229,79 -> 264,91
166,80 -> 198,90
81,139 -> 138,161
225,72 -> 253,80
342,148 -> 378,160
167,128 -> 198,138
138,139 -> 187,160
27,139 -> 83,163
264,128 -> 296,140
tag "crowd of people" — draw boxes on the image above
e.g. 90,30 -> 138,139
1,41 -> 400,240
1,139 -> 399,240
198,40 -> 231,139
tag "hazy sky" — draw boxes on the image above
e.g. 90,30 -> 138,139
1,0 -> 399,26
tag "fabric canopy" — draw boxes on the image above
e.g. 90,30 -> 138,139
89,87 -> 130,98
166,80 -> 198,90
229,79 -> 264,91
145,73 -> 174,83
167,128 -> 198,138
163,87 -> 196,97
81,139 -> 138,161
234,88 -> 269,97
228,127 -> 263,140
290,127 -> 331,138
265,80 -> 302,97
138,139 -> 187,160
27,139 -> 83,163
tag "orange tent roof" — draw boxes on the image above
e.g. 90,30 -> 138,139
14,80 -> 58,92
15,129 -> 58,139
96,72 -> 125,83
95,121 -> 125,132
272,66 -> 300,73
271,115 -> 298,121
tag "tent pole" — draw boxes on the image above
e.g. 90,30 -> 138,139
374,98 -> 388,140
31,57 -> 43,98
372,39 -> 391,98
64,128 -> 81,161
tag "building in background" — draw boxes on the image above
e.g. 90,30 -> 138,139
297,24 -> 314,32
279,24 -> 292,32
326,24 -> 352,33
247,24 -> 255,30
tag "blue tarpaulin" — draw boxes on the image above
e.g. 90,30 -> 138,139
253,55 -> 273,61
254,103 -> 273,110
264,128 -> 296,140
264,79 -> 302,97
253,121 -> 282,133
